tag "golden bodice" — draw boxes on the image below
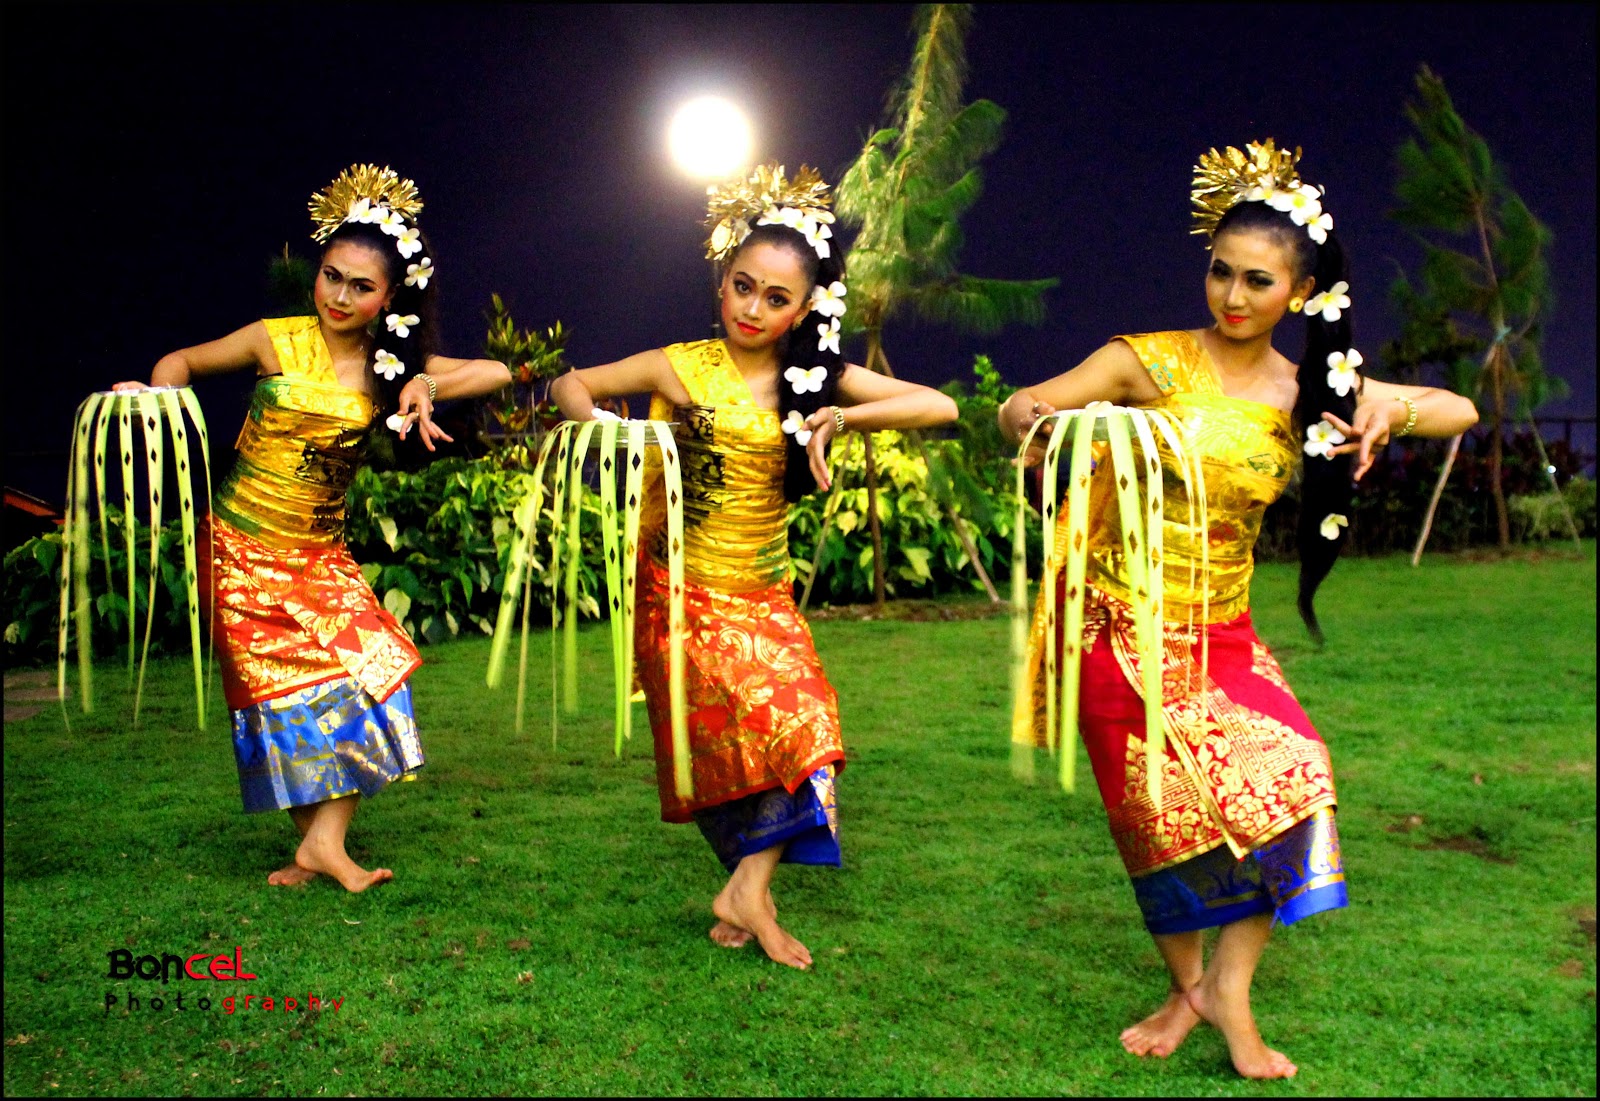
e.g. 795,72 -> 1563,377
1083,330 -> 1297,623
641,340 -> 790,591
211,316 -> 373,549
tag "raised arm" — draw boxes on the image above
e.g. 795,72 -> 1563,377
996,341 -> 1163,448
112,321 -> 273,392
1324,376 -> 1480,481
548,349 -> 691,421
390,353 -> 513,452
798,364 -> 959,490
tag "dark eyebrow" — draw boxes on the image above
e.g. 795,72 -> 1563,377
732,269 -> 792,295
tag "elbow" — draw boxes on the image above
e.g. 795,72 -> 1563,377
1460,396 -> 1480,431
487,359 -> 512,387
933,392 -> 959,425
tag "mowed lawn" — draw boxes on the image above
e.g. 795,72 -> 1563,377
3,545 -> 1594,1096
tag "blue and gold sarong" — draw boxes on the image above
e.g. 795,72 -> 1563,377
232,677 -> 424,814
692,764 -> 841,873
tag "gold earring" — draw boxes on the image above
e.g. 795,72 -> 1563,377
1288,296 -> 1304,314
791,314 -> 806,332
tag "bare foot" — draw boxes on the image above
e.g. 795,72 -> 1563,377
1120,990 -> 1201,1057
711,882 -> 812,970
709,920 -> 753,948
294,835 -> 393,893
267,862 -> 319,887
1186,978 -> 1296,1079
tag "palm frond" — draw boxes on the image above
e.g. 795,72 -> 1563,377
911,275 -> 1056,334
895,4 -> 975,150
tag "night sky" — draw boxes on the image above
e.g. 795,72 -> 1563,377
4,3 -> 1594,503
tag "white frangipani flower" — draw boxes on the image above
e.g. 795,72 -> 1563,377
385,413 -> 407,433
404,257 -> 434,289
386,312 -> 421,338
785,365 -> 827,394
1325,348 -> 1364,397
345,197 -> 373,223
1319,512 -> 1349,541
376,207 -> 408,236
1306,280 -> 1351,322
781,409 -> 812,446
800,215 -> 833,258
817,318 -> 841,355
1283,185 -> 1324,226
758,206 -> 805,230
373,349 -> 405,381
810,280 -> 847,319
1303,419 -> 1347,459
1307,210 -> 1334,244
395,226 -> 423,259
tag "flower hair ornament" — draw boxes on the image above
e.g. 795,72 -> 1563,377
308,163 -> 435,266
704,162 -> 836,264
1190,139 -> 1333,244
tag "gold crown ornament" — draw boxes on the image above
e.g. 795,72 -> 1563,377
308,163 -> 424,243
1189,139 -> 1308,239
704,162 -> 835,264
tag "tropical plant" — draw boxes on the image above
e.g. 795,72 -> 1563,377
788,430 -> 1039,605
834,2 -> 1057,604
265,244 -> 317,317
1387,64 -> 1564,550
480,295 -> 575,445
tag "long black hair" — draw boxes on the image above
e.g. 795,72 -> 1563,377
722,221 -> 846,501
1213,198 -> 1356,641
320,218 -> 440,423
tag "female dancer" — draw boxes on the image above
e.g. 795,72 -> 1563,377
115,165 -> 510,892
551,164 -> 956,969
999,142 -> 1477,1077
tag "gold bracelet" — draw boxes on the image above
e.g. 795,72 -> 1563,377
1396,396 -> 1418,437
832,405 -> 847,433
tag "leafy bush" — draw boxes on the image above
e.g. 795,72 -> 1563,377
4,511 -> 198,666
1508,476 -> 1595,542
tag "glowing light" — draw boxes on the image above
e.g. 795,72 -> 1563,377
667,96 -> 753,180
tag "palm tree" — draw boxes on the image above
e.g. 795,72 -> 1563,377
833,3 -> 1057,606
1388,65 -> 1566,553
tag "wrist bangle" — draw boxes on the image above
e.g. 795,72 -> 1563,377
831,405 -> 847,433
1396,396 -> 1417,437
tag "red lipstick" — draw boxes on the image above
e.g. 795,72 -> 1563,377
327,307 -> 351,321
735,321 -> 761,335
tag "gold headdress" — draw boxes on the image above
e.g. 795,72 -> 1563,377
704,162 -> 835,264
1189,139 -> 1305,239
308,163 -> 424,243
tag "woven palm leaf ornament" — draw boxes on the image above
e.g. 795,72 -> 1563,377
1009,404 -> 1209,808
486,419 -> 691,797
57,388 -> 212,727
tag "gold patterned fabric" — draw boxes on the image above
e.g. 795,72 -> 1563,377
1023,331 -> 1339,882
1087,330 -> 1297,625
212,317 -> 373,550
635,339 -> 845,824
640,340 -> 791,592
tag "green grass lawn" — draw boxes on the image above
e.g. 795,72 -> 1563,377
4,545 -> 1595,1096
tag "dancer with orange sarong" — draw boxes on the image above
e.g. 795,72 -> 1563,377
115,165 -> 509,891
552,164 -> 956,968
1000,142 -> 1478,1078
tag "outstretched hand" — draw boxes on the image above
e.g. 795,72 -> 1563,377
391,378 -> 454,452
1321,405 -> 1393,482
803,408 -> 839,491
1014,397 -> 1058,468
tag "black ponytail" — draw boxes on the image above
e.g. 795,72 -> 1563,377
724,222 -> 846,501
1215,198 -> 1357,642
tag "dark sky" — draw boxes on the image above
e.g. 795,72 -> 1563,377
4,3 -> 1595,502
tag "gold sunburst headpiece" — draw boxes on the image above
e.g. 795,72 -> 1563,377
1190,139 -> 1305,239
704,162 -> 835,264
308,163 -> 425,243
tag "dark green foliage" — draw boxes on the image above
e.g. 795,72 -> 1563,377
265,244 -> 316,317
480,295 -> 574,442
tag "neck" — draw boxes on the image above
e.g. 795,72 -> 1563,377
721,337 -> 779,375
319,321 -> 370,358
1202,325 -> 1277,375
